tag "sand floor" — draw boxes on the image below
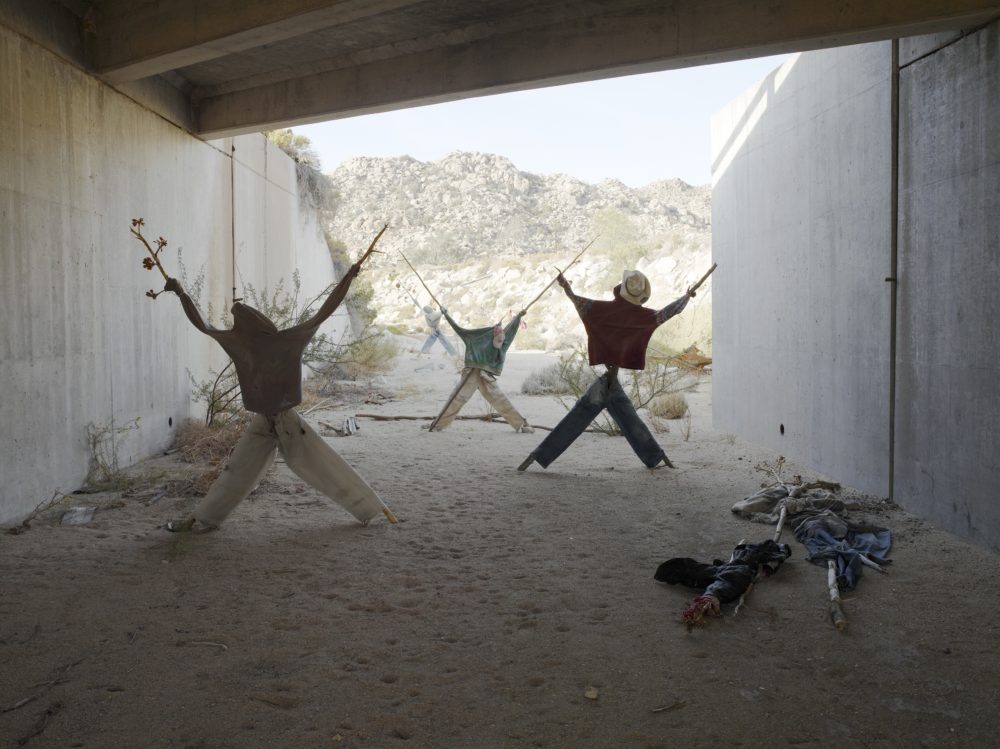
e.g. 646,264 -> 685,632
2,343 -> 999,748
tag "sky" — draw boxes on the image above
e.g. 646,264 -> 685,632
295,54 -> 792,189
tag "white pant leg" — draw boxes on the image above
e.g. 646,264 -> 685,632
429,368 -> 478,430
478,371 -> 528,430
273,411 -> 391,524
193,414 -> 278,527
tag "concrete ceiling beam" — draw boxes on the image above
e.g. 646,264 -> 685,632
194,0 -> 1000,138
91,0 -> 415,83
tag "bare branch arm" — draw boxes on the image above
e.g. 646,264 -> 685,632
288,263 -> 361,333
164,278 -> 217,334
288,224 -> 386,333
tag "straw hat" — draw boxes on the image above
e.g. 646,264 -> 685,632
620,269 -> 651,305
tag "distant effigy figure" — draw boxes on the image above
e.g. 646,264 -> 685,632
397,282 -> 457,356
419,304 -> 457,356
153,226 -> 397,531
518,265 -> 714,471
428,307 -> 534,433
398,253 -> 534,433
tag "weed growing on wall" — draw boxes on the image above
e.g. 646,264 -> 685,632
85,417 -> 142,489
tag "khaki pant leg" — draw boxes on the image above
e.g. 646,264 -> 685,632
478,371 -> 527,430
273,411 -> 389,524
193,414 -> 278,527
429,368 -> 478,430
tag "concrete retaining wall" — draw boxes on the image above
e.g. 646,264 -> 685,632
711,44 -> 893,496
0,23 -> 346,524
895,23 -> 1000,548
712,23 -> 1000,549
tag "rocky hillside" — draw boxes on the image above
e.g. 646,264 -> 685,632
325,152 -> 714,355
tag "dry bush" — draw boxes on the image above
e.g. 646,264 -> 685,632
337,332 -> 400,380
525,345 -> 696,435
649,393 -> 689,420
174,417 -> 249,496
521,362 -> 575,395
299,380 -> 328,411
175,417 -> 247,465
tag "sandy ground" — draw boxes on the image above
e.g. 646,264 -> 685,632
2,340 -> 999,749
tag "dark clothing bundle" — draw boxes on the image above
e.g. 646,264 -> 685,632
654,539 -> 792,603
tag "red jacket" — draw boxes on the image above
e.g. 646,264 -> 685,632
565,283 -> 690,370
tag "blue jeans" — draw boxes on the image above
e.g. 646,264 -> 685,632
421,328 -> 456,355
531,370 -> 666,468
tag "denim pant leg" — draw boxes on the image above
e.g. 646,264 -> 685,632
531,375 -> 609,467
604,378 -> 666,467
420,331 -> 437,354
438,332 -> 457,355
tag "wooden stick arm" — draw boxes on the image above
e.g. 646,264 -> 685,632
523,235 -> 599,313
398,251 -> 443,309
688,262 -> 718,295
357,223 -> 388,267
827,560 -> 849,631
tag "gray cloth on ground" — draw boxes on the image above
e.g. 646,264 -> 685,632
731,484 -> 846,524
732,485 -> 892,591
790,509 -> 891,591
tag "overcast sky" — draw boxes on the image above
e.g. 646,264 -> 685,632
295,54 -> 791,188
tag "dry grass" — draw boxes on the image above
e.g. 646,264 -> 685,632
299,380 -> 328,411
175,417 -> 247,463
174,418 -> 249,495
649,392 -> 689,420
339,333 -> 401,380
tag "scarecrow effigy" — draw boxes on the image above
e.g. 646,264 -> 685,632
518,263 -> 717,471
131,218 -> 398,531
399,252 -> 535,433
396,282 -> 457,356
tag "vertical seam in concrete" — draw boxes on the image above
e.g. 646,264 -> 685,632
888,39 -> 900,500
230,141 -> 236,303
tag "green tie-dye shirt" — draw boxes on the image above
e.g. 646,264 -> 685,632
443,310 -> 525,376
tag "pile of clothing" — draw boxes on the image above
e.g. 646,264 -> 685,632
655,539 -> 792,626
732,485 -> 891,590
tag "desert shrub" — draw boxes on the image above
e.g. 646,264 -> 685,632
176,417 -> 248,465
536,345 -> 696,435
174,417 -> 250,495
336,331 -> 401,380
649,392 -> 689,420
264,129 -> 339,212
521,362 -> 574,395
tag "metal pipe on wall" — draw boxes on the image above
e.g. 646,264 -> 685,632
886,39 -> 900,500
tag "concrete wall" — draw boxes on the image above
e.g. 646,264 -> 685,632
895,23 -> 1000,548
712,22 -> 1000,550
711,45 -> 893,495
0,21 -> 345,525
